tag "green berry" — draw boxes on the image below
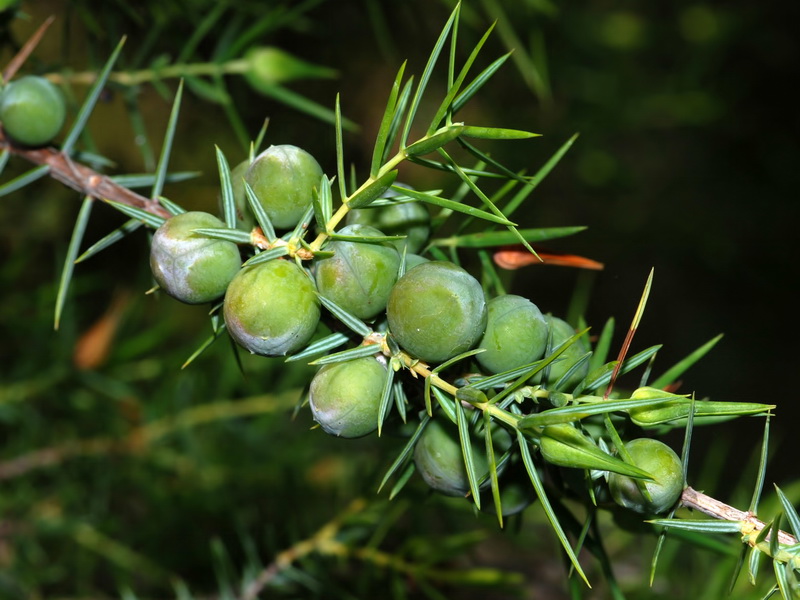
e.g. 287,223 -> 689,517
0,75 -> 66,146
346,186 -> 430,253
149,211 -> 241,304
308,357 -> 386,438
476,295 -> 548,374
414,419 -> 510,497
546,316 -> 590,391
608,438 -> 684,514
387,261 -> 487,363
314,224 -> 400,320
223,259 -> 320,356
244,144 -> 323,229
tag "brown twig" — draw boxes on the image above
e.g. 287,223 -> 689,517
0,135 -> 170,219
680,486 -> 797,546
1,16 -> 169,219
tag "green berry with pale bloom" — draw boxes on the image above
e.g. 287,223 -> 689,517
608,438 -> 684,514
149,211 -> 241,304
414,419 -> 510,497
244,144 -> 323,229
223,259 -> 320,356
387,261 -> 486,363
308,357 -> 386,438
476,294 -> 548,374
314,224 -> 400,320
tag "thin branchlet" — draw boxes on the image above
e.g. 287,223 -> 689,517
0,134 -> 170,219
681,486 -> 797,546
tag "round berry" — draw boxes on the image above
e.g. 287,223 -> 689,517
308,357 -> 386,438
314,224 -> 400,320
0,75 -> 66,146
149,211 -> 241,305
387,261 -> 487,363
608,438 -> 684,514
244,144 -> 323,229
476,295 -> 548,374
414,419 -> 509,497
223,259 -> 320,356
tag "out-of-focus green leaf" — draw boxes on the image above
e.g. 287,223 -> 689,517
249,82 -> 358,131
589,318 -> 615,371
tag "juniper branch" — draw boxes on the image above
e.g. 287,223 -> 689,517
681,486 -> 797,546
0,133 -> 170,219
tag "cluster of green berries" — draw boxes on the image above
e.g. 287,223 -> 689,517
148,143 -> 683,517
0,75 -> 66,146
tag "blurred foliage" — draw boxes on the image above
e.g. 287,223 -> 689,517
1,0 -> 799,598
